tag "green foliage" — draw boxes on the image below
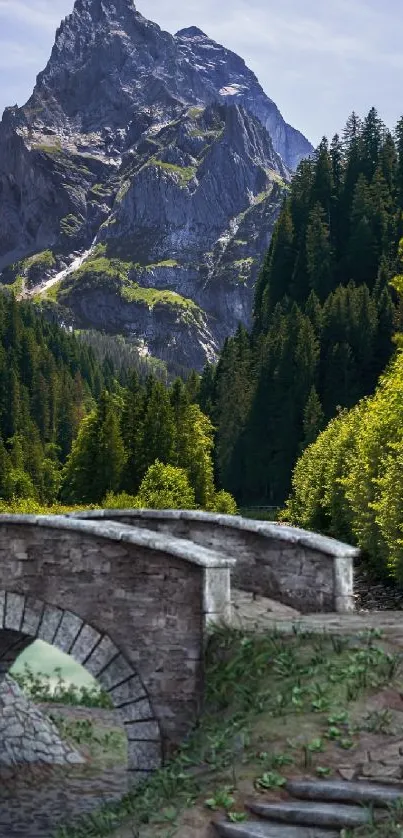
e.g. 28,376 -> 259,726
151,159 -> 196,186
0,294 -> 109,504
211,490 -> 238,515
206,107 -> 400,506
285,332 -> 403,580
62,391 -> 126,504
135,460 -> 197,509
13,664 -> 112,708
102,490 -> 138,509
60,214 -> 82,237
121,283 -> 199,311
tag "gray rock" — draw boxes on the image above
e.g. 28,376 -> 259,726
0,0 -> 313,371
286,778 -> 403,807
249,801 -> 384,829
215,823 -> 339,838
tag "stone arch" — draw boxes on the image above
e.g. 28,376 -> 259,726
0,514 -> 233,778
0,590 -> 162,780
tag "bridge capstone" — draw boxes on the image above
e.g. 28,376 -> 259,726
73,510 -> 359,614
0,515 -> 234,779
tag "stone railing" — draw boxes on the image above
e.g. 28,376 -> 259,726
73,510 -> 359,613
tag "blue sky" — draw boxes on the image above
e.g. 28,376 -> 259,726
0,0 -> 402,145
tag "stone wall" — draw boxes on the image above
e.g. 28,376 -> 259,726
74,511 -> 359,614
0,676 -> 84,767
0,515 -> 234,778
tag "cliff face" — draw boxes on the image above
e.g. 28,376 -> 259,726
0,0 -> 312,370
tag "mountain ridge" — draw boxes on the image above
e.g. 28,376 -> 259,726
0,0 -> 312,369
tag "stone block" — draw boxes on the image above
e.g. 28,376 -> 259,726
37,605 -> 64,644
118,699 -> 154,723
84,635 -> 120,677
335,595 -> 355,614
203,567 -> 231,617
4,593 -> 25,631
98,653 -> 135,690
127,739 -> 162,770
0,591 -> 5,628
125,720 -> 160,741
21,598 -> 44,636
53,611 -> 83,654
70,622 -> 102,664
108,675 -> 146,706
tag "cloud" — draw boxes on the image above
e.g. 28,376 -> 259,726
0,0 -> 66,30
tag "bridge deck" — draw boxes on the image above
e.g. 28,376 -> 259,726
232,590 -> 403,644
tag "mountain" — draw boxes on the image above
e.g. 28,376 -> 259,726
0,0 -> 313,369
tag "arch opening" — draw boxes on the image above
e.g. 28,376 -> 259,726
0,591 -> 163,780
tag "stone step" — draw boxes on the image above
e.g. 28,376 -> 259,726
249,800 -> 384,829
286,778 -> 403,808
215,822 -> 339,838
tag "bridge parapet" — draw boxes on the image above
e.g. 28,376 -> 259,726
73,510 -> 359,614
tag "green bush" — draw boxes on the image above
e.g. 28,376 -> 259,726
210,490 -> 238,515
102,491 -> 139,509
135,460 -> 197,510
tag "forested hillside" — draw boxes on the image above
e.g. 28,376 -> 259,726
285,244 -> 403,582
0,292 -> 233,512
0,294 -> 106,503
201,109 -> 403,505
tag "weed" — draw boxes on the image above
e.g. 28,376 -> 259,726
361,710 -> 394,734
13,664 -> 112,708
255,771 -> 287,790
204,787 -> 235,811
228,812 -> 247,823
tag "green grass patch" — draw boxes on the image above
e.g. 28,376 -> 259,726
146,259 -> 179,269
121,283 -> 198,311
54,626 -> 401,838
24,249 -> 55,271
151,159 -> 196,186
7,274 -> 25,296
187,106 -> 205,119
32,139 -> 62,155
60,214 -> 83,237
35,279 -> 62,303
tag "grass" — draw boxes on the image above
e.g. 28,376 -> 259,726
53,625 -> 403,838
8,274 -> 24,296
24,249 -> 55,270
146,259 -> 179,269
32,139 -> 62,154
151,159 -> 196,186
35,279 -> 62,303
120,283 -> 199,312
56,250 -> 197,314
60,214 -> 83,237
187,106 -> 205,119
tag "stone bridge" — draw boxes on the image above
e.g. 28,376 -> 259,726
0,511 -> 358,779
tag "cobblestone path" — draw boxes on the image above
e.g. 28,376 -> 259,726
232,590 -> 403,644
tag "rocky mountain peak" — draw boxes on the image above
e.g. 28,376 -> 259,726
175,26 -> 209,40
0,0 -> 313,370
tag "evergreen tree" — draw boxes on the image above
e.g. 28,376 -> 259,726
305,203 -> 334,299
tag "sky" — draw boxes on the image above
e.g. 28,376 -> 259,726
0,0 -> 403,145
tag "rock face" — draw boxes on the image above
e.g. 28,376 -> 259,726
0,0 -> 313,369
